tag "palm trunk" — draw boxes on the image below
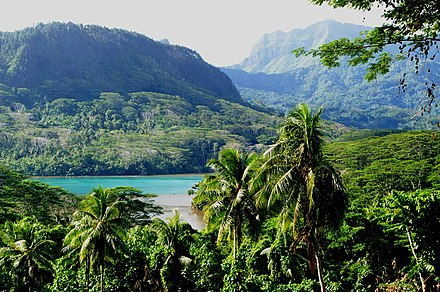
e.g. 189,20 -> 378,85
26,266 -> 32,292
99,235 -> 105,292
315,252 -> 325,292
233,220 -> 242,261
233,224 -> 237,260
100,263 -> 104,292
99,253 -> 105,292
86,256 -> 90,292
406,227 -> 426,292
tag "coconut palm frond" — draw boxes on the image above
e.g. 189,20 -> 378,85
256,103 -> 346,285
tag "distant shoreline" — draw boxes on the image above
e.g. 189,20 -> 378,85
32,173 -> 209,179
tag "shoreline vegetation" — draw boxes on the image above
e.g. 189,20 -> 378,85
31,173 -> 209,179
1,106 -> 440,291
1,12 -> 439,290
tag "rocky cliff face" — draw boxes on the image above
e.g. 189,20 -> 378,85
224,20 -> 440,129
231,20 -> 370,74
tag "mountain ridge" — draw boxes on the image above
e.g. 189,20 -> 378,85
224,20 -> 440,129
0,22 -> 242,106
0,22 -> 282,176
230,20 -> 371,74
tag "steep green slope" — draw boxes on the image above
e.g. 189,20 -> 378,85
225,20 -> 439,129
0,22 -> 241,105
0,23 -> 282,176
0,91 -> 279,176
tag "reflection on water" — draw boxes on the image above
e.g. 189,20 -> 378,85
154,194 -> 205,230
158,206 -> 206,231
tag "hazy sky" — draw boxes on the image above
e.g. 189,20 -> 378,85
0,0 -> 384,66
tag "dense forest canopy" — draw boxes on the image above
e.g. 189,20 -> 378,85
0,22 -> 242,106
0,15 -> 439,290
1,107 -> 439,291
0,90 -> 279,176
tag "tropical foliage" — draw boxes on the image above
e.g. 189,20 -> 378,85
194,148 -> 259,259
0,218 -> 56,291
253,104 -> 346,291
1,104 -> 440,291
0,91 -> 279,176
0,167 -> 79,224
63,186 -> 129,292
1,14 -> 439,292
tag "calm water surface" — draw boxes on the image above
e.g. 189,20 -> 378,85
35,175 -> 206,230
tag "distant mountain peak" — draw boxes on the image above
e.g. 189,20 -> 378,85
159,38 -> 171,45
231,20 -> 371,74
223,20 -> 440,129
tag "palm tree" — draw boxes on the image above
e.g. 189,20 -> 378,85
253,104 -> 346,291
63,186 -> 128,292
151,210 -> 193,291
0,217 -> 55,291
194,148 -> 259,260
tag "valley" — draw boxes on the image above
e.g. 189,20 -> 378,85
1,12 -> 439,291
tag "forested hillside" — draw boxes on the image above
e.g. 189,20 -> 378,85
327,130 -> 440,200
1,1 -> 440,290
0,23 -> 281,176
2,109 -> 439,291
224,20 -> 440,129
0,90 -> 279,176
0,22 -> 241,106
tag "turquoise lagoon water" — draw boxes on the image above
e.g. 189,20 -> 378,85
34,175 -> 205,230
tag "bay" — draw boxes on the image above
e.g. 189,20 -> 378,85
34,174 -> 206,230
